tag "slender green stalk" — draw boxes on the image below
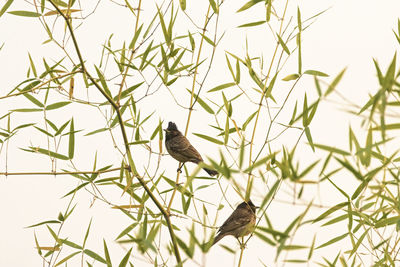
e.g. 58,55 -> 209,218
0,167 -> 123,176
47,1 -> 182,263
246,0 -> 290,194
167,5 -> 211,214
117,0 -> 142,104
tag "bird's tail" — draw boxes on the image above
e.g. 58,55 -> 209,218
212,233 -> 225,246
203,168 -> 218,177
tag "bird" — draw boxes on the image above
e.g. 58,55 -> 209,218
212,200 -> 258,246
164,121 -> 218,176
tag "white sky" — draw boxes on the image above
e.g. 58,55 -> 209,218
1,0 -> 400,266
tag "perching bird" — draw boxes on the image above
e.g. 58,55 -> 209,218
164,121 -> 218,176
212,200 -> 258,246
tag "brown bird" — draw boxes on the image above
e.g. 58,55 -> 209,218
164,122 -> 218,176
212,200 -> 258,246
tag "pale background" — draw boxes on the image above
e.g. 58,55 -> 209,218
1,0 -> 400,266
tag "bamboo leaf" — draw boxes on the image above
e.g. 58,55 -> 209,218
157,7 -> 170,45
28,147 -> 69,160
316,233 -> 348,249
45,101 -> 71,110
68,118 -> 75,159
304,70 -> 329,77
129,24 -> 143,50
209,0 -> 219,14
94,66 -> 111,97
349,228 -> 369,257
103,240 -> 112,267
313,202 -> 348,223
375,216 -> 400,228
208,82 -> 236,93
83,249 -> 107,264
282,74 -> 299,81
277,34 -> 290,55
237,0 -> 264,12
26,220 -> 61,228
8,10 -> 41,17
305,127 -> 314,152
179,0 -> 186,11
54,251 -> 80,266
193,133 -> 223,145
0,0 -> 13,17
118,247 -> 132,267
313,144 -> 350,156
238,20 -> 265,28
325,68 -> 346,96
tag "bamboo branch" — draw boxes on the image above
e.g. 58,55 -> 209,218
46,1 -> 182,263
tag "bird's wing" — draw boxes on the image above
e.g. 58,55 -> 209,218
168,135 -> 191,151
218,208 -> 252,234
170,136 -> 203,162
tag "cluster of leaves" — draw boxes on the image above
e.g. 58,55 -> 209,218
2,0 -> 400,266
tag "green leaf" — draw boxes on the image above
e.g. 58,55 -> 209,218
209,0 -> 218,14
103,240 -> 112,267
372,123 -> 400,131
313,144 -> 350,156
224,116 -> 229,145
277,34 -> 290,55
54,251 -> 80,266
118,247 -> 132,267
351,176 -> 372,200
83,218 -> 92,247
237,0 -> 264,12
0,0 -> 13,17
282,74 -> 299,81
94,66 -> 111,97
28,147 -> 69,160
68,118 -> 75,159
325,68 -> 346,96
179,0 -> 186,10
313,202 -> 348,223
349,228 -> 369,257
305,127 -> 314,151
34,126 -> 53,137
85,128 -> 108,136
260,179 -> 280,209
45,101 -> 71,110
235,59 -> 241,84
208,82 -> 236,93
83,249 -> 107,264
8,10 -> 41,17
129,24 -> 143,50
302,93 -> 308,126
316,233 -> 348,249
28,53 -> 38,77
12,108 -> 43,112
197,95 -> 214,114
238,20 -> 266,28
61,239 -> 83,250
304,70 -> 329,77
375,216 -> 400,228
199,32 -> 215,46
335,157 -> 364,181
193,133 -> 223,145
26,220 -> 61,228
157,7 -> 170,45
188,31 -> 195,51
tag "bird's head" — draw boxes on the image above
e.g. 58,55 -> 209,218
238,199 -> 259,213
164,122 -> 181,139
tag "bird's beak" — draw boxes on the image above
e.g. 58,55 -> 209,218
163,129 -> 168,132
